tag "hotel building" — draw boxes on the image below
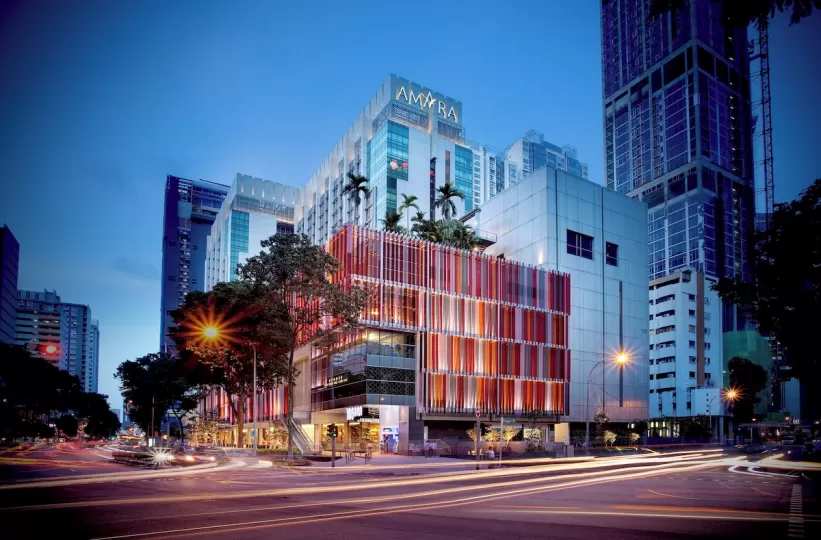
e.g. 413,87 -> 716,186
204,174 -> 297,290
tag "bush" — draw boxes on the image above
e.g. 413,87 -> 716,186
267,457 -> 311,467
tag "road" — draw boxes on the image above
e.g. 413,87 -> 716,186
1,445 -> 817,539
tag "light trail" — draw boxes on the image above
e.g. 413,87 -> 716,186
87,460 -> 725,539
10,455 -> 726,514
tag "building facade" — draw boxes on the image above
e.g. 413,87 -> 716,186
15,290 -> 99,390
601,0 -> 755,320
648,270 -> 724,434
15,290 -> 65,369
476,166 -> 650,425
295,74 -> 588,245
205,174 -> 297,290
201,224 -> 572,450
160,175 -> 228,353
0,225 -> 19,345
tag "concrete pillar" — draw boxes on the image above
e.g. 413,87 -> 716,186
398,406 -> 424,455
554,422 -> 570,445
719,416 -> 725,445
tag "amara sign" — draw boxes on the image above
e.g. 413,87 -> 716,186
396,86 -> 459,123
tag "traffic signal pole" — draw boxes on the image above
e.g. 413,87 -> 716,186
332,433 -> 336,468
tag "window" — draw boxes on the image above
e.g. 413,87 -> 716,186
689,340 -> 696,348
689,309 -> 696,317
606,242 -> 619,266
167,275 -> 176,281
688,325 -> 696,332
689,371 -> 696,378
688,294 -> 696,301
567,230 -> 593,259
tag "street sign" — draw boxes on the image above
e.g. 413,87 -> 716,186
475,409 -> 481,418
503,418 -> 517,424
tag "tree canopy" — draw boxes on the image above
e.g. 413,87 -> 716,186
728,357 -> 769,422
650,0 -> 820,29
714,179 -> 821,416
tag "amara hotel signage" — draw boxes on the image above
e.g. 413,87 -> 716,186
391,75 -> 461,124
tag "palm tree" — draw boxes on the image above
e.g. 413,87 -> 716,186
381,211 -> 405,234
415,219 -> 445,244
342,172 -> 370,225
434,181 -> 464,221
397,193 -> 420,231
410,211 -> 427,237
444,220 -> 480,251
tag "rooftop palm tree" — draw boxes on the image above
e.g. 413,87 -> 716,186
342,172 -> 370,225
445,220 -> 480,251
434,181 -> 464,221
397,193 -> 420,231
415,218 -> 444,244
381,211 -> 405,234
410,211 -> 427,237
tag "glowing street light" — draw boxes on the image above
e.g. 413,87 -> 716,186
203,326 -> 219,338
585,351 -> 630,446
45,344 -> 57,354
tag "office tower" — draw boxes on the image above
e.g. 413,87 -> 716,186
205,174 -> 298,290
160,176 -> 228,353
601,0 -> 755,431
0,225 -> 19,344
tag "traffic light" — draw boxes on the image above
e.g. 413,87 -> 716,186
326,424 -> 338,438
480,422 -> 489,437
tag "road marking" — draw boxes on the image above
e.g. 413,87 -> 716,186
788,484 -> 804,538
644,489 -> 700,500
752,487 -> 777,497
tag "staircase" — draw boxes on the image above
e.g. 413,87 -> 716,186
278,417 -> 313,454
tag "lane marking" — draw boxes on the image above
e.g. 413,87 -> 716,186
752,487 -> 778,497
788,484 -> 804,538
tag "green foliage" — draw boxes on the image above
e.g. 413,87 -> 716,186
434,181 -> 465,220
342,172 -> 370,221
678,416 -> 712,439
56,414 -> 78,437
381,211 -> 406,234
715,179 -> 821,416
116,352 -> 206,438
728,357 -> 769,422
650,0 -> 820,29
0,344 -> 119,440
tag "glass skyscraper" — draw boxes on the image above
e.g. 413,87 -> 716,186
601,0 -> 754,332
160,175 -> 228,353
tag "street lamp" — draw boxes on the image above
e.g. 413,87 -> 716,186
708,387 -> 740,443
203,326 -> 258,454
585,352 -> 628,447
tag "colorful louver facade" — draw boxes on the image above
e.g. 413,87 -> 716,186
328,224 -> 572,416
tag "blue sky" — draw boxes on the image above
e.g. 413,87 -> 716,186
1,1 -> 819,406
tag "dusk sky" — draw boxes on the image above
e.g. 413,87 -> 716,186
1,0 -> 819,406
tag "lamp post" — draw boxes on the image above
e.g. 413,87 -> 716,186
585,352 -> 628,447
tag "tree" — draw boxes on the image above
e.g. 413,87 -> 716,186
594,411 -> 610,436
171,281 -> 290,449
116,353 -> 205,439
603,430 -> 617,446
434,181 -> 464,221
442,220 -> 480,251
381,211 -> 405,234
342,172 -> 370,224
56,414 -> 78,437
728,357 -> 769,422
410,211 -> 427,236
650,0 -> 820,29
629,432 -> 641,445
84,410 -> 121,439
714,179 -> 821,416
238,233 -> 368,458
678,416 -> 712,439
188,408 -> 221,445
398,193 -> 420,231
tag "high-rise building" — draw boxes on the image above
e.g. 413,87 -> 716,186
205,174 -> 298,290
15,290 -> 65,369
295,75 -> 589,245
601,0 -> 754,303
15,290 -> 99,391
0,225 -> 19,344
160,175 -> 228,353
601,0 -> 756,433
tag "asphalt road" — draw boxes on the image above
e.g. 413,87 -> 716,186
1,445 -> 817,539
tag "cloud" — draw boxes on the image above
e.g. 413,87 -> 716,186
112,257 -> 158,281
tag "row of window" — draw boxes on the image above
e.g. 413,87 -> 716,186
566,230 -> 619,266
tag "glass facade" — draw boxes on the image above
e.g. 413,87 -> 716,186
228,210 -> 249,280
454,145 -> 473,212
600,0 -> 754,329
368,121 -> 409,223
